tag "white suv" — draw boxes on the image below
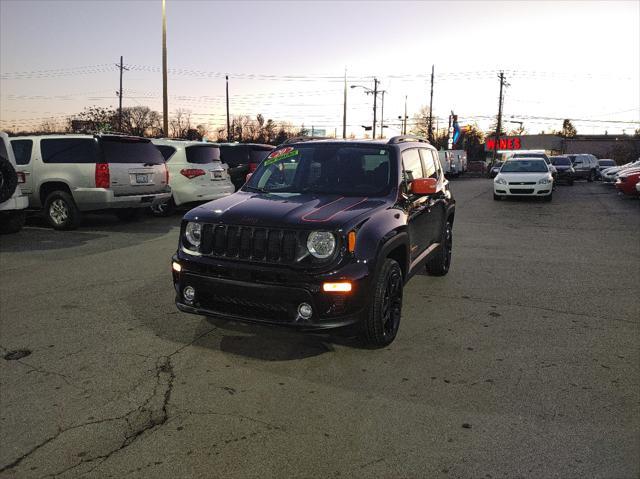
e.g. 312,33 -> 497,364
0,132 -> 28,233
151,139 -> 234,215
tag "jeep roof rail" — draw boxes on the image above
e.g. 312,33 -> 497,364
280,136 -> 331,145
387,135 -> 431,145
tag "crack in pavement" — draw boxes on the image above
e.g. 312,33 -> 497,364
436,294 -> 637,324
0,326 -> 218,478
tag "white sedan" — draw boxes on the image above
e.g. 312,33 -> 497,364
493,159 -> 554,201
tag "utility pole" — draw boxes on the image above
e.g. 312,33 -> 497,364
342,68 -> 347,139
372,77 -> 379,139
403,95 -> 408,135
115,56 -> 129,132
492,71 -> 506,162
379,91 -> 385,139
225,75 -> 231,141
161,0 -> 169,136
428,64 -> 434,142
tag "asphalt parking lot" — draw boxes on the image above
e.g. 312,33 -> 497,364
1,178 -> 638,479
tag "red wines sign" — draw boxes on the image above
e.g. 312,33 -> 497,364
485,137 -> 521,151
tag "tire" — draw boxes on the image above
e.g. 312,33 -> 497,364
0,157 -> 18,203
361,258 -> 403,348
493,193 -> 501,201
0,210 -> 26,234
115,208 -> 142,222
568,179 -> 574,186
426,221 -> 453,276
151,197 -> 175,217
44,190 -> 81,230
587,170 -> 595,182
544,193 -> 553,202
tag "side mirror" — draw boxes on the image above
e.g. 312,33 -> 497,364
410,177 -> 438,195
245,173 -> 253,182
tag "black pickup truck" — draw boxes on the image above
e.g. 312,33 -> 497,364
171,136 -> 456,347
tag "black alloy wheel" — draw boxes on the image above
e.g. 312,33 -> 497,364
426,221 -> 453,276
362,258 -> 403,348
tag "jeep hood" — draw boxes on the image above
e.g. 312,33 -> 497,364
186,191 -> 388,230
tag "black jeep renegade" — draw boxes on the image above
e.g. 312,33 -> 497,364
172,136 -> 455,347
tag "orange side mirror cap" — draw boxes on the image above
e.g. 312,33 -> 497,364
410,177 -> 438,195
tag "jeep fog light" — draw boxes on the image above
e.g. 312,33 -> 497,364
172,261 -> 182,272
183,286 -> 195,304
298,303 -> 313,319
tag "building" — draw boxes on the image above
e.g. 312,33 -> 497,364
485,134 -> 640,163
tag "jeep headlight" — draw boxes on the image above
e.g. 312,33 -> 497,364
185,222 -> 202,249
538,177 -> 552,185
495,177 -> 507,185
307,231 -> 336,259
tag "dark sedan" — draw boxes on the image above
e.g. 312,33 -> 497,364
550,156 -> 576,185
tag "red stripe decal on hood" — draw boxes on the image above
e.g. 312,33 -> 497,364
301,197 -> 369,223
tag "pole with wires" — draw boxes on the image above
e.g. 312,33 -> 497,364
492,71 -> 507,163
161,0 -> 169,137
372,78 -> 378,139
116,56 -> 129,132
342,68 -> 347,139
428,64 -> 434,142
226,75 -> 231,141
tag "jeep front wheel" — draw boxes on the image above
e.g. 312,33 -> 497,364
362,258 -> 403,348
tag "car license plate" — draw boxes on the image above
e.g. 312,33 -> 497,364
136,174 -> 149,184
212,171 -> 223,180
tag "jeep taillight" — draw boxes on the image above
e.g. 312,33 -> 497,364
164,163 -> 170,184
95,163 -> 110,188
16,172 -> 26,184
180,168 -> 206,179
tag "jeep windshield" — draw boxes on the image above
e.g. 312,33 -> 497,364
244,145 -> 393,196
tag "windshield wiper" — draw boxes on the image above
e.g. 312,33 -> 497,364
243,185 -> 268,193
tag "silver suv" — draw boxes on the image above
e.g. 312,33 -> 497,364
10,134 -> 171,230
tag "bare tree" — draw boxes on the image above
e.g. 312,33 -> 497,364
170,109 -> 192,138
121,106 -> 161,137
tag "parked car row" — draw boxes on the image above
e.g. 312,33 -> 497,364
601,159 -> 640,197
0,132 -> 275,232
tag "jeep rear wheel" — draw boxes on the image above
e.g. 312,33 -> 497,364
44,190 -> 81,230
362,258 -> 403,348
426,221 -> 453,276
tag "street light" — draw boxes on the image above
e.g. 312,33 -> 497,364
350,79 -> 386,139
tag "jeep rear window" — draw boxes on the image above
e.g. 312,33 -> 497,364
551,157 -> 571,165
41,138 -> 97,164
185,145 -> 220,164
245,145 -> 393,196
100,137 -> 164,164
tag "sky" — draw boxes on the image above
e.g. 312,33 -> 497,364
1,0 -> 639,137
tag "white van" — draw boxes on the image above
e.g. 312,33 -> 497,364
0,132 -> 28,233
151,139 -> 234,215
438,150 -> 467,177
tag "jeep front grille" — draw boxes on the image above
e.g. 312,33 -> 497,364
200,224 -> 303,264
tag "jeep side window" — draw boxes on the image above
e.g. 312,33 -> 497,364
155,145 -> 176,161
402,149 -> 424,183
419,149 -> 438,180
431,150 -> 443,178
10,139 -> 33,165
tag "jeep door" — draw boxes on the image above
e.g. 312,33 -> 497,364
99,136 -> 166,196
420,149 -> 445,245
402,148 -> 433,263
